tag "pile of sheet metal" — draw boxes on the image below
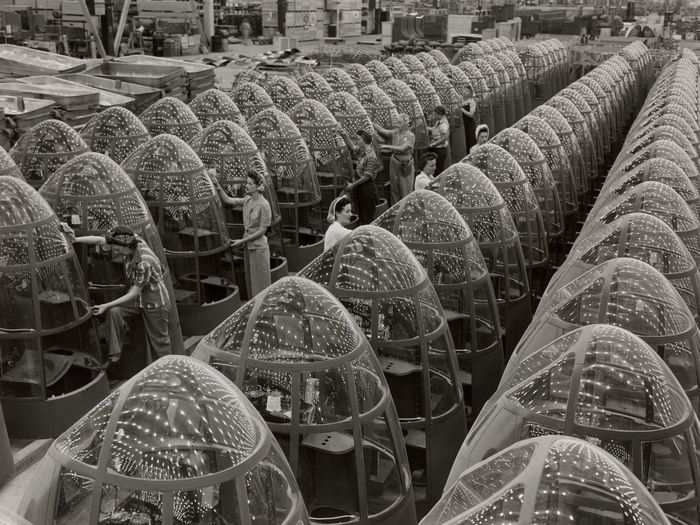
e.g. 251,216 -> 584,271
61,74 -> 162,113
83,61 -> 188,100
0,45 -> 86,78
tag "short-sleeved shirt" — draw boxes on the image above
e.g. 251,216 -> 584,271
414,171 -> 433,191
126,242 -> 170,310
432,117 -> 450,148
392,130 -> 415,162
243,195 -> 272,250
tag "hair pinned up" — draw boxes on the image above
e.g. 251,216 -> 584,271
327,195 -> 351,224
105,225 -> 139,248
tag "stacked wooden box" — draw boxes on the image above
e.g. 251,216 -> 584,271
285,0 -> 322,41
262,0 -> 281,36
325,0 -> 361,37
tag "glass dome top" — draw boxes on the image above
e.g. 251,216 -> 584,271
428,162 -> 519,244
632,112 -> 699,150
464,143 -> 540,214
442,65 -> 474,101
545,212 -> 700,315
490,128 -> 563,237
612,139 -> 699,189
357,84 -> 400,129
416,51 -> 440,71
436,435 -> 670,525
230,81 -> 274,121
189,120 -> 276,211
345,63 -> 376,89
295,71 -> 333,103
325,91 -> 374,137
122,132 -> 203,175
52,355 -> 304,491
365,59 -> 394,84
373,190 -> 488,282
534,257 -> 696,340
599,158 -> 700,218
139,96 -> 203,142
300,225 -> 426,294
322,67 -> 358,96
426,69 -> 462,113
0,176 -> 90,330
0,146 -> 22,179
266,75 -> 305,113
626,123 -> 699,164
456,62 -> 489,98
451,42 -> 484,65
383,56 -> 411,80
428,49 -> 450,66
9,119 -> 89,187
400,54 -> 427,75
80,106 -> 150,164
187,88 -> 245,129
197,276 -> 366,363
404,73 -> 442,116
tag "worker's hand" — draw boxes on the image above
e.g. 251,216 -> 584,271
59,221 -> 76,242
91,304 -> 109,316
230,239 -> 245,249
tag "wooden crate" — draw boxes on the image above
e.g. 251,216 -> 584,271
136,0 -> 199,23
337,21 -> 360,36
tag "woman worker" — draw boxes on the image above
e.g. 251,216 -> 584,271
374,113 -> 415,205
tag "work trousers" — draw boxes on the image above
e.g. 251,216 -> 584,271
390,155 -> 414,205
107,304 -> 171,362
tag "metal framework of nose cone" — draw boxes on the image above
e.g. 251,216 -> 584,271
518,44 -> 549,105
193,276 -> 417,525
588,68 -> 625,141
474,58 -> 505,134
596,158 -> 700,221
503,49 -> 531,114
573,79 -> 613,149
426,69 -> 467,162
325,91 -> 374,138
381,79 -> 430,152
188,88 -> 245,130
21,355 -> 310,525
295,71 -> 334,104
490,128 -> 565,245
428,163 -> 531,355
0,506 -> 32,525
383,56 -> 411,81
322,67 -> 359,96
230,81 -> 274,121
247,108 -> 323,271
641,101 -> 700,138
441,331 -> 686,525
545,96 -> 599,191
121,134 -> 240,335
415,52 -> 440,73
451,42 -> 484,65
401,54 -> 428,76
512,115 -> 578,219
404,74 -> 442,119
610,140 -> 700,198
441,64 -> 474,102
542,213 -> 700,320
139,96 -> 203,142
530,104 -> 586,200
40,152 -> 185,356
509,258 -> 700,419
0,177 -> 109,438
428,49 -> 449,68
629,113 -> 700,160
188,120 -> 285,297
373,190 -> 504,420
579,74 -> 619,146
365,59 -> 394,85
559,87 -> 605,170
357,84 -> 400,130
288,99 -> 354,212
464,143 -> 549,273
9,119 -> 89,189
0,146 -> 21,179
585,181 -> 700,263
623,124 -> 700,172
80,106 -> 150,164
345,63 -> 376,89
456,61 -> 494,135
298,225 -> 467,513
477,39 -> 495,54
493,52 -> 525,121
266,75 -> 305,113
483,55 -> 515,128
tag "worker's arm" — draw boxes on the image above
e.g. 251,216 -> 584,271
60,221 -> 107,246
230,202 -> 271,248
373,122 -> 396,139
92,284 -> 141,316
392,132 -> 415,153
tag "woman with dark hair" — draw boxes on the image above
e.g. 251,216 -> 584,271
429,105 -> 451,173
215,170 -> 272,297
376,113 -> 415,205
324,195 -> 353,251
346,128 -> 379,224
70,225 -> 172,362
462,85 -> 478,153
